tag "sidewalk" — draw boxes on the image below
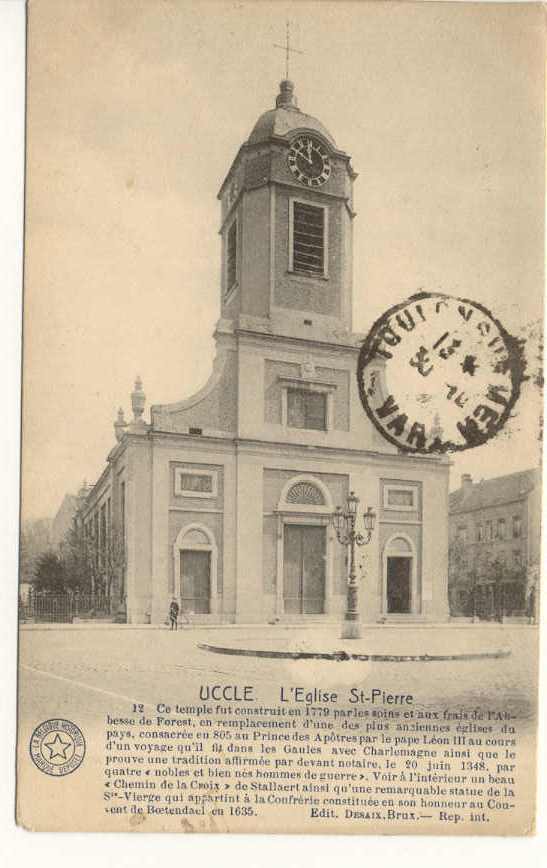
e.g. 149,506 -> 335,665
19,617 -> 535,632
18,619 -> 535,666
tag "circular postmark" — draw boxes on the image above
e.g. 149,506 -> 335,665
357,292 -> 526,455
29,718 -> 86,776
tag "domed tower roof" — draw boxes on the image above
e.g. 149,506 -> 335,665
247,80 -> 336,148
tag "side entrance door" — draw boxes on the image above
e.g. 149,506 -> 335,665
386,556 -> 411,613
283,525 -> 326,615
180,550 -> 211,614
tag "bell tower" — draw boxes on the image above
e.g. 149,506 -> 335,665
217,80 -> 357,345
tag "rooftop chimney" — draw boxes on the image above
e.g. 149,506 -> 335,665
461,473 -> 473,495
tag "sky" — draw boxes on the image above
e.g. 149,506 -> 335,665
21,0 -> 544,520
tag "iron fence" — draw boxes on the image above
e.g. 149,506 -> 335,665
449,578 -> 527,620
21,591 -> 112,623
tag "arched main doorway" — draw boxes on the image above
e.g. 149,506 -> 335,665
277,476 -> 333,616
173,524 -> 217,614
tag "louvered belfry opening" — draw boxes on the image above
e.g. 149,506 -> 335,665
293,201 -> 324,274
287,388 -> 327,431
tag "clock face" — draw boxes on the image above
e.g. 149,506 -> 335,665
287,136 -> 331,187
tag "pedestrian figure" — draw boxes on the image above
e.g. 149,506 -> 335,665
527,578 -> 537,625
169,598 -> 179,630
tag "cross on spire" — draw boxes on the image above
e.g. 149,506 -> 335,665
274,20 -> 304,81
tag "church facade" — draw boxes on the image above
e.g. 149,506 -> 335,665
78,80 -> 450,626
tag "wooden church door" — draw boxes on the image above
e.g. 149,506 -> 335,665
180,550 -> 211,614
386,556 -> 411,613
283,525 -> 326,614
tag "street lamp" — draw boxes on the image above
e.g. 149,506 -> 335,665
331,492 -> 376,639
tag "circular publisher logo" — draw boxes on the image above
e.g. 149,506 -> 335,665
29,719 -> 86,777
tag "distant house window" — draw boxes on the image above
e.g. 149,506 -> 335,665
497,518 -> 506,540
512,515 -> 522,539
287,388 -> 327,431
225,218 -> 237,296
513,550 -> 522,567
175,467 -> 218,499
383,484 -> 418,512
457,525 -> 468,543
486,520 -> 493,541
289,200 -> 327,276
477,524 -> 484,542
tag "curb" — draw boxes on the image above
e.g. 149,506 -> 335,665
197,643 -> 512,662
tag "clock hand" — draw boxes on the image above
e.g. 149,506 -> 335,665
296,141 -> 313,165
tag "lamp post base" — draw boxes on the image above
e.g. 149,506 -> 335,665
341,618 -> 361,640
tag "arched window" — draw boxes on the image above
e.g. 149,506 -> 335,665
279,475 -> 332,513
286,481 -> 325,506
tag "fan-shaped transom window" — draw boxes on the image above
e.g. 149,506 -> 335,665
182,529 -> 210,547
286,481 -> 325,506
387,536 -> 412,555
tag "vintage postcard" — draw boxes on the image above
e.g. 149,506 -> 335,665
17,0 -> 544,835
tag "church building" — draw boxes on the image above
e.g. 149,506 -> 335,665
78,79 -> 450,625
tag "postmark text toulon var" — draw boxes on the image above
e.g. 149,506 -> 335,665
357,292 -> 525,454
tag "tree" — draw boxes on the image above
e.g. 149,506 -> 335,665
506,563 -> 528,615
19,518 -> 52,585
62,522 -> 93,593
484,556 -> 505,621
61,518 -> 126,607
34,551 -> 67,593
448,535 -> 473,616
482,557 -> 526,620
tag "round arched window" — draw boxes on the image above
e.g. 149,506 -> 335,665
286,481 -> 325,506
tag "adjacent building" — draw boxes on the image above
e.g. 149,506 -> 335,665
76,79 -> 450,625
50,493 -> 80,552
448,469 -> 541,617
